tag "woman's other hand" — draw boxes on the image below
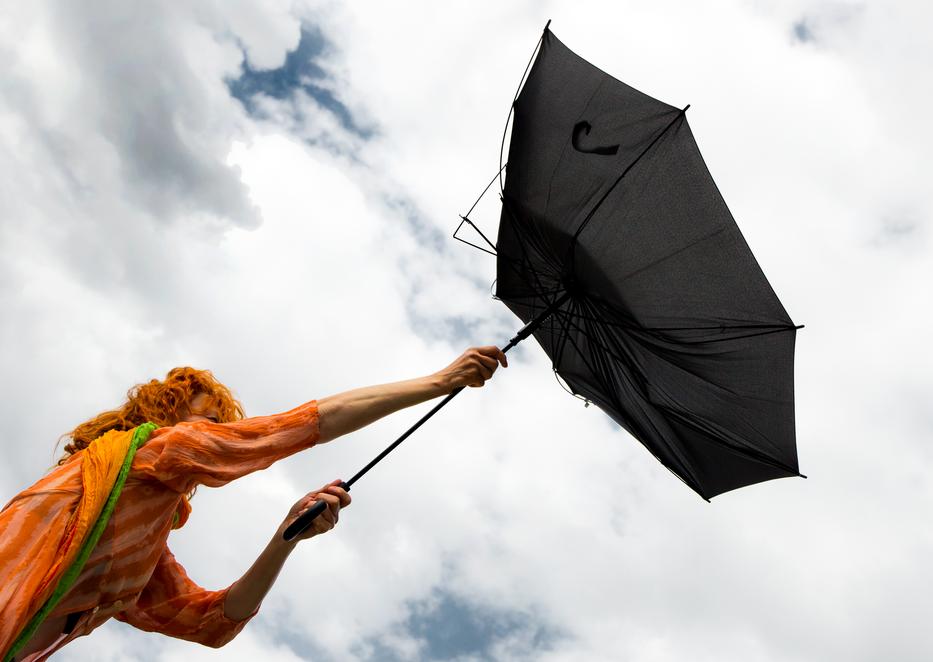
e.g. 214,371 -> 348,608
278,480 -> 351,542
434,346 -> 508,392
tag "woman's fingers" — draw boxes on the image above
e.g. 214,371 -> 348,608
471,360 -> 495,387
437,346 -> 509,391
476,345 -> 508,368
310,482 -> 350,523
477,354 -> 498,374
467,347 -> 505,387
282,481 -> 355,541
313,491 -> 340,517
320,484 -> 352,508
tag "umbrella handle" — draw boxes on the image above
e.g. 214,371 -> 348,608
282,481 -> 351,542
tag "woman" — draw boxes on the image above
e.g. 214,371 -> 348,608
0,345 -> 507,660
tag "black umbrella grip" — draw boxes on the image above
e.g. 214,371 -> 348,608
282,481 -> 350,542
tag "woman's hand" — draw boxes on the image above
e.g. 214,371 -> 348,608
315,345 -> 508,443
277,480 -> 351,543
434,346 -> 508,392
225,480 -> 351,620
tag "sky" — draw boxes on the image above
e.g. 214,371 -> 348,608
0,0 -> 931,660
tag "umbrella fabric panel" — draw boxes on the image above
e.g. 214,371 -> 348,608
506,30 -> 679,248
520,294 -> 799,499
574,117 -> 793,328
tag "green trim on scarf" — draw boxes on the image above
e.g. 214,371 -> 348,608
3,422 -> 158,662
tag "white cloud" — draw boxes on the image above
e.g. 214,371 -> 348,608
1,1 -> 931,661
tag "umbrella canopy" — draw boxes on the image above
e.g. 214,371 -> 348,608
495,27 -> 803,500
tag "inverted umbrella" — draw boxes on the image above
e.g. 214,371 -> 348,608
285,22 -> 803,539
490,24 -> 805,500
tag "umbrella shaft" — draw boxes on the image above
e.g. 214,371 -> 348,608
282,290 -> 572,541
345,388 -> 461,488
348,289 -> 571,488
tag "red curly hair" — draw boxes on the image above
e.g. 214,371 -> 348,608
59,367 -> 245,465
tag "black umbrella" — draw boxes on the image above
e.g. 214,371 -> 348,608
488,24 -> 805,500
285,22 -> 803,540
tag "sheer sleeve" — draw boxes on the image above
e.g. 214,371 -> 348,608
115,546 -> 257,648
132,400 -> 319,494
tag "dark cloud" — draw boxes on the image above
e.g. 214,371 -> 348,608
36,1 -> 262,229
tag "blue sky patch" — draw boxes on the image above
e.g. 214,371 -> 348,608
371,591 -> 563,661
792,18 -> 815,43
228,26 -> 372,138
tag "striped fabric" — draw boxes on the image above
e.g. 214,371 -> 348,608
0,400 -> 320,660
4,423 -> 156,662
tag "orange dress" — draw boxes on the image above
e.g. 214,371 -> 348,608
0,400 -> 320,660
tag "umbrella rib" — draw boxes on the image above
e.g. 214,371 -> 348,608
655,404 -> 802,477
574,296 -> 707,494
561,303 -> 637,379
497,200 -> 567,325
546,303 -> 602,406
574,299 -> 657,438
499,288 -> 568,302
550,305 -> 575,372
454,162 -> 510,256
501,196 -> 565,277
579,299 -> 624,395
498,227 -> 556,297
553,299 -> 614,394
579,297 -> 647,391
553,297 -> 600,378
579,297 -> 795,463
499,201 -> 555,280
614,226 -> 730,285
499,21 -> 551,194
545,297 -> 707,497
453,217 -> 498,256
462,163 -> 508,221
582,296 -> 799,339
661,325 -> 801,345
642,355 -> 794,458
508,199 -> 566,275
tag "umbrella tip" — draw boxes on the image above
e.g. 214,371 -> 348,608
544,19 -> 551,32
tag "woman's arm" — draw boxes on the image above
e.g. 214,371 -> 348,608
223,481 -> 350,621
134,346 -> 506,493
117,483 -> 349,643
115,546 -> 257,647
316,345 -> 506,444
222,347 -> 506,619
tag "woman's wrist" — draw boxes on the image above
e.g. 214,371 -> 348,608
270,529 -> 299,553
424,372 -> 452,397
224,532 -> 297,621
